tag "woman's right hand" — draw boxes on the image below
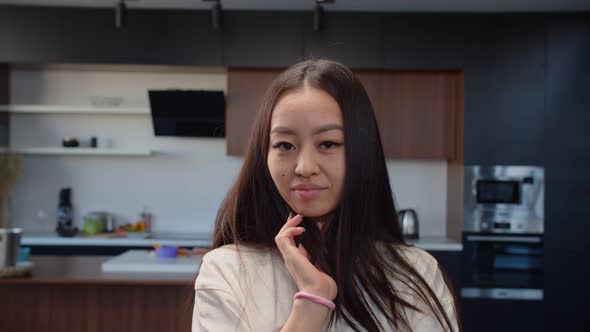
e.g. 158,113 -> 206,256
275,212 -> 338,301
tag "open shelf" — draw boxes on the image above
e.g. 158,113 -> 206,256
0,147 -> 153,156
0,104 -> 149,115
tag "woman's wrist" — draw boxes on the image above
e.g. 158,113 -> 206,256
292,297 -> 331,316
281,300 -> 330,332
300,287 -> 335,301
294,291 -> 336,311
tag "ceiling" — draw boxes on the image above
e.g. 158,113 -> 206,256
0,0 -> 588,12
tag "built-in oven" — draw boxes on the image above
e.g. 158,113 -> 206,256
461,166 -> 545,331
461,233 -> 544,301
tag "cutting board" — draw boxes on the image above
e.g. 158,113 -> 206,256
101,250 -> 202,274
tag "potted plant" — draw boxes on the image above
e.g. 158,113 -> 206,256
0,150 -> 22,228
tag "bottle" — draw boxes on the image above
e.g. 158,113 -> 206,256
141,206 -> 152,236
56,187 -> 77,237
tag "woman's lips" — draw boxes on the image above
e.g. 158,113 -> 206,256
293,188 -> 325,200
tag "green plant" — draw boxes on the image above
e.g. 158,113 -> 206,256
0,150 -> 22,197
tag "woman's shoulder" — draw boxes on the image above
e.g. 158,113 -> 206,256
203,243 -> 273,262
399,245 -> 439,276
377,242 -> 440,284
196,244 -> 277,290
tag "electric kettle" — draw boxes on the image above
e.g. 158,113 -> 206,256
398,209 -> 419,239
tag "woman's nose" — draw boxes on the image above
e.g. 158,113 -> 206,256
295,148 -> 320,177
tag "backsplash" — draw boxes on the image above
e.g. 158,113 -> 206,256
8,65 -> 448,237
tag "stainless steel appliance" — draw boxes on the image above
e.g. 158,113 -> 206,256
0,227 -> 22,268
464,165 -> 544,234
398,209 -> 419,239
461,166 -> 545,331
461,233 -> 544,300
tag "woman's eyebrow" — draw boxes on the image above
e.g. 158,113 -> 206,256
270,124 -> 344,136
312,124 -> 344,135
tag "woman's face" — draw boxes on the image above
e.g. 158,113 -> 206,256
267,85 -> 346,219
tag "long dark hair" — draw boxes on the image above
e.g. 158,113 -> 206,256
211,59 -> 457,331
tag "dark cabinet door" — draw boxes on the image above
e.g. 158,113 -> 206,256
60,8 -> 223,65
0,64 -> 7,146
382,14 -> 467,70
303,13 -> 384,69
222,12 -> 304,67
428,250 -> 461,295
461,298 -> 543,332
462,16 -> 546,166
0,7 -> 63,63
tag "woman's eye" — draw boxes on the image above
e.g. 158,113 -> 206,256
272,142 -> 294,151
320,141 -> 341,150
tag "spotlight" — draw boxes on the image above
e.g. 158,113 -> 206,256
203,0 -> 223,30
115,0 -> 126,29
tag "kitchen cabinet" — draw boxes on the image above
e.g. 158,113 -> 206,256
226,69 -> 462,160
226,69 -> 281,155
303,13 -> 385,69
59,8 -> 223,65
382,15 -> 467,70
428,250 -> 461,297
358,71 -> 463,160
0,256 -> 194,332
461,298 -> 543,332
543,15 -> 590,331
222,12 -> 304,67
0,8 -> 63,63
0,65 -> 7,146
378,71 -> 460,160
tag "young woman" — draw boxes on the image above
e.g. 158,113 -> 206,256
192,59 -> 460,331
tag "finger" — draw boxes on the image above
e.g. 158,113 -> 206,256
275,227 -> 305,252
279,213 -> 303,233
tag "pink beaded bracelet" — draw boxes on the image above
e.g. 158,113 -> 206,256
294,291 -> 336,311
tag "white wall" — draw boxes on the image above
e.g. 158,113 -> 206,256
8,65 -> 448,237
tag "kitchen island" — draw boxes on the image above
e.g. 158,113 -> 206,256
0,255 -> 196,332
2,236 -> 462,332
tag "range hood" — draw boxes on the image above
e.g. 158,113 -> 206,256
148,89 -> 225,137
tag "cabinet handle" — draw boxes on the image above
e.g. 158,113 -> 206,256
461,287 -> 543,301
466,235 -> 542,243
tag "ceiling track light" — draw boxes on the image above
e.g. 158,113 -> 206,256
313,0 -> 334,32
115,0 -> 127,29
203,0 -> 223,30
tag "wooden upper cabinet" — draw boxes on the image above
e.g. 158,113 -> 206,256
226,69 -> 281,156
226,69 -> 462,160
356,70 -> 402,157
379,71 -> 461,160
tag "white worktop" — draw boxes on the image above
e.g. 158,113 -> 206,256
406,236 -> 462,251
22,232 -> 462,251
21,232 -> 212,247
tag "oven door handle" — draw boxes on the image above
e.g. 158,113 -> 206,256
466,235 -> 542,243
461,287 -> 544,301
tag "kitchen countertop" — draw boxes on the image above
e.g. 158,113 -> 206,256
406,236 -> 462,251
21,231 -> 212,247
1,238 -> 461,285
22,232 -> 462,251
0,255 -> 196,285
